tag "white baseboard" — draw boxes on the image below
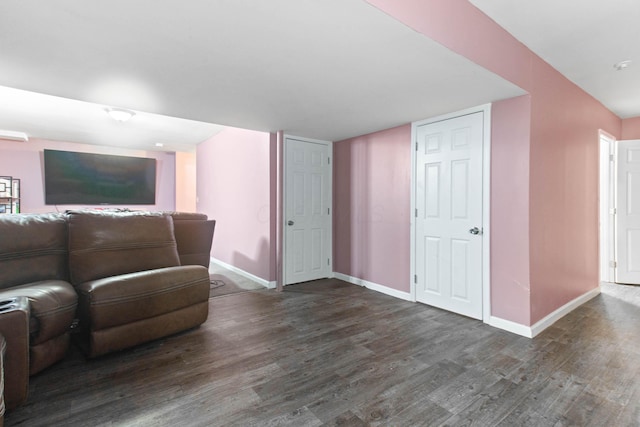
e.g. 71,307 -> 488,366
487,316 -> 535,338
333,272 -> 413,302
529,286 -> 601,337
488,286 -> 601,338
210,258 -> 275,289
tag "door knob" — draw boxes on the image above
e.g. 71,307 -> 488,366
287,220 -> 294,226
469,227 -> 481,235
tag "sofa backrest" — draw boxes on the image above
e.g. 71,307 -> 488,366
67,211 -> 181,285
164,212 -> 207,221
165,212 -> 215,268
0,213 -> 69,289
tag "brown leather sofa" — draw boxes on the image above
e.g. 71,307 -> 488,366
0,210 -> 213,410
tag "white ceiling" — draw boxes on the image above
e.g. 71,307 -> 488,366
470,0 -> 640,119
0,0 -> 525,151
0,86 -> 225,152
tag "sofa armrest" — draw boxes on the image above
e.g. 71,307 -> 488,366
0,334 -> 5,425
0,281 -> 77,345
0,297 -> 30,410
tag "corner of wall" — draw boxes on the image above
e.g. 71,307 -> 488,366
489,95 -> 532,326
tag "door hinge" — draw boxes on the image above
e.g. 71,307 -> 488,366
609,154 -> 614,162
610,260 -> 617,268
415,142 -> 418,151
328,157 -> 331,165
328,207 -> 330,215
414,274 -> 417,284
327,258 -> 330,266
415,208 -> 418,217
610,208 -> 617,215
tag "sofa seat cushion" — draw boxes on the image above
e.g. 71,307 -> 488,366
76,265 -> 210,331
0,281 -> 77,346
67,211 -> 181,285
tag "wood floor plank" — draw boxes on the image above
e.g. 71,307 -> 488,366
559,389 -> 623,427
495,370 -> 587,426
306,356 -> 433,423
426,367 -> 504,414
321,410 -> 369,427
379,398 -> 452,427
612,381 -> 640,427
437,378 -> 528,426
350,360 -> 463,425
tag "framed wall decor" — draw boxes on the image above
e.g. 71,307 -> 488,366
0,176 -> 21,213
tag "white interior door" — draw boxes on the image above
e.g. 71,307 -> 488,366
615,139 -> 640,284
284,137 -> 331,285
415,112 -> 484,319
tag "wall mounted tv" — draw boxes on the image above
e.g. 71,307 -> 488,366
44,149 -> 157,205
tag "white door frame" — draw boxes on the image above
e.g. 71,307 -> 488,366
282,134 -> 333,286
599,131 -> 616,283
410,104 -> 492,322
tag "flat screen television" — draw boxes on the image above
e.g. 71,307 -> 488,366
44,149 -> 156,205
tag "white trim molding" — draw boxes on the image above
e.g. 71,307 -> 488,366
334,272 -> 413,302
488,286 -> 601,338
598,131 -> 616,283
529,287 -> 601,337
210,257 -> 276,289
487,316 -> 534,338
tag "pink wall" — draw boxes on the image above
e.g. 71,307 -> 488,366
490,95 -> 532,325
0,138 -> 176,213
366,0 -> 622,325
196,127 -> 273,281
334,125 -> 411,291
622,117 -> 640,140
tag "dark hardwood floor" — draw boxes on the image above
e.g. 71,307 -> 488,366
5,279 -> 640,426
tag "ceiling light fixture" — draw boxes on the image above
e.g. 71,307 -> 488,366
614,60 -> 632,71
106,107 -> 135,122
0,129 -> 29,142
155,143 -> 164,147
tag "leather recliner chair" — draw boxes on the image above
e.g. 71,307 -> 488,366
67,211 -> 211,358
0,214 -> 77,376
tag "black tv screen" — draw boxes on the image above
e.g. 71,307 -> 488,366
44,149 -> 156,205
